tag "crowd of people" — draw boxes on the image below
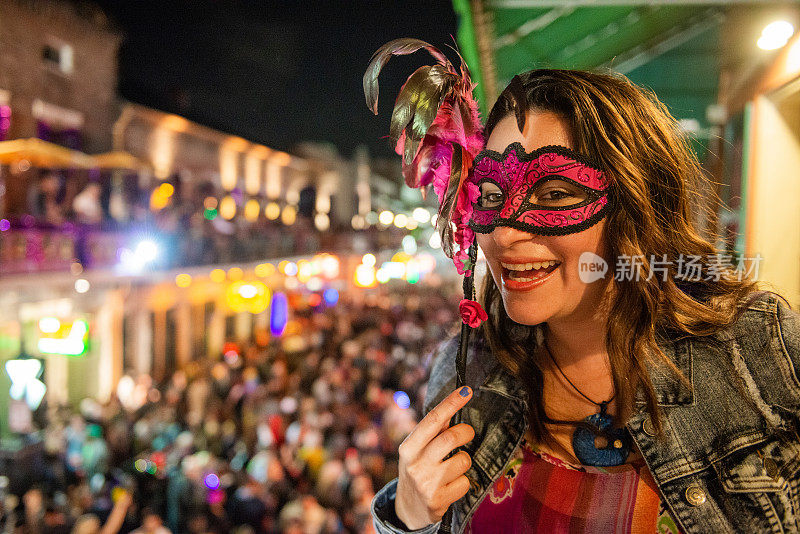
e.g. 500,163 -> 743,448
2,283 -> 461,533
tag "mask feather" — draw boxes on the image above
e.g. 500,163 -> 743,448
389,65 -> 456,166
364,38 -> 484,262
436,144 -> 466,257
363,38 -> 453,116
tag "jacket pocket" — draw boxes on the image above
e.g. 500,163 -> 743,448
714,439 -> 800,532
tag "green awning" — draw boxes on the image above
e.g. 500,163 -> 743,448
454,2 -> 727,154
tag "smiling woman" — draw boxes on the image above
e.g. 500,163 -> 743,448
367,42 -> 800,534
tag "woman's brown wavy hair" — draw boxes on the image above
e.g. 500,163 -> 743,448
477,69 -> 762,442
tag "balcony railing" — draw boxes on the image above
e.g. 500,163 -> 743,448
0,216 -> 407,275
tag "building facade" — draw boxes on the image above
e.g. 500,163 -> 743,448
0,0 -> 120,152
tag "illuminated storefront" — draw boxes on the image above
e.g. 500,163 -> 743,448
728,26 -> 800,306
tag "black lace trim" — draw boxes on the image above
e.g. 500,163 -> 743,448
469,207 -> 609,237
471,142 -> 604,173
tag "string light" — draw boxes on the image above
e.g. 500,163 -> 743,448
281,205 -> 297,225
219,196 -> 236,220
265,202 -> 281,220
314,213 -> 330,231
378,210 -> 394,226
245,199 -> 261,222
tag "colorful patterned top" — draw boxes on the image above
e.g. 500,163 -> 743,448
465,436 -> 684,534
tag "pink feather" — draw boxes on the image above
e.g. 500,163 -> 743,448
367,39 -> 484,268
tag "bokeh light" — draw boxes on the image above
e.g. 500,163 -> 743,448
402,235 -> 417,255
354,265 -> 376,287
314,213 -> 330,231
361,253 -> 376,267
351,214 -> 365,230
378,210 -> 394,226
219,195 -> 237,220
306,277 -> 323,291
255,263 -> 275,277
281,205 -> 297,225
283,262 -> 298,277
265,202 -> 281,220
228,267 -> 244,281
245,199 -> 261,222
210,269 -> 226,283
75,279 -> 90,293
758,20 -> 795,50
412,207 -> 431,224
270,292 -> 288,336
323,288 -> 339,305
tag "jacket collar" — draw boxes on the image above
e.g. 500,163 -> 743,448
645,334 -> 694,407
478,335 -> 695,407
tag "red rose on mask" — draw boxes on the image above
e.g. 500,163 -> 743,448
459,299 -> 488,328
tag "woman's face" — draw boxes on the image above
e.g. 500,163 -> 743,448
475,111 -> 611,326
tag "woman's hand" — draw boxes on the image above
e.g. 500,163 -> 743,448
395,386 -> 475,529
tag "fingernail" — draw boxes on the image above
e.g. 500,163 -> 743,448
459,386 -> 471,397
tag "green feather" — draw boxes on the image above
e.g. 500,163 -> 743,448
363,38 -> 453,116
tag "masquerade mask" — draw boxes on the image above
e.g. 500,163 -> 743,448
469,142 -> 610,236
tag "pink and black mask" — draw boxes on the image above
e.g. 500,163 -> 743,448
469,142 -> 611,236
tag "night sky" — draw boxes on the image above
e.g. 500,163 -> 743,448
94,0 -> 459,158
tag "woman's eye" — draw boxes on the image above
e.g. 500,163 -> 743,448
477,184 -> 504,209
480,193 -> 503,208
531,179 -> 588,207
542,190 -> 571,201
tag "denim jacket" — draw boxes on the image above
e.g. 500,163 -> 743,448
371,291 -> 800,533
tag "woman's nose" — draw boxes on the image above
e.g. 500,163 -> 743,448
490,225 -> 535,248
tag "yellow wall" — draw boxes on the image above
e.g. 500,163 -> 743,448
747,87 -> 800,307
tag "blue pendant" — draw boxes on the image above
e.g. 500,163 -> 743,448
572,411 -> 630,466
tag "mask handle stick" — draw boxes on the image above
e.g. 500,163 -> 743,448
438,241 -> 478,533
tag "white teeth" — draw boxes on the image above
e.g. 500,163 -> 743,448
501,260 -> 559,270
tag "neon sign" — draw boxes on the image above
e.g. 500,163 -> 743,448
270,292 -> 288,336
226,281 -> 270,314
37,319 -> 89,356
6,358 -> 46,409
